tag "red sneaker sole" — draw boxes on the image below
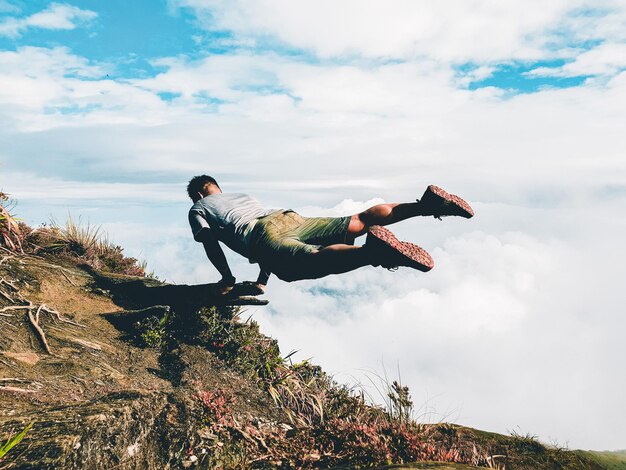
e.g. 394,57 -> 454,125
368,226 -> 434,272
428,185 -> 474,218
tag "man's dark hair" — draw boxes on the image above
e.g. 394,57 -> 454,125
187,175 -> 220,200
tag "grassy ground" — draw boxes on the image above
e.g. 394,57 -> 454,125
579,450 -> 626,470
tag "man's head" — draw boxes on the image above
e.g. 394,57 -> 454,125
187,175 -> 221,202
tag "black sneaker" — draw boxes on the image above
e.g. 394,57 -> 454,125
418,185 -> 474,219
365,226 -> 434,272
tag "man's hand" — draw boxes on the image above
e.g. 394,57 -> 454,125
214,276 -> 236,295
234,281 -> 265,296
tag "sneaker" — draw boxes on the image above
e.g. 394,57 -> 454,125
418,185 -> 474,219
365,226 -> 434,272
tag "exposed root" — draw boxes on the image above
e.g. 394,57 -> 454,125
0,249 -> 88,281
60,269 -> 77,286
0,303 -> 33,314
0,386 -> 37,394
0,288 -> 84,327
28,260 -> 89,279
0,378 -> 34,383
0,288 -> 13,302
28,304 -> 53,355
0,277 -> 19,291
0,291 -> 85,357
41,304 -> 86,328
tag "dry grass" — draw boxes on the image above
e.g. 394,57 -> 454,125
0,191 -> 24,253
27,214 -> 145,276
45,214 -> 110,256
267,360 -> 327,428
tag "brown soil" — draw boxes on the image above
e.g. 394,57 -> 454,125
0,254 -> 282,469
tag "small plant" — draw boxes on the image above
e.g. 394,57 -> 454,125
197,308 -> 283,381
0,191 -> 24,253
388,380 -> 413,424
140,259 -> 161,280
138,312 -> 169,348
194,308 -> 331,427
0,422 -> 33,459
360,365 -> 417,425
196,389 -> 235,427
509,428 -> 543,454
267,360 -> 327,427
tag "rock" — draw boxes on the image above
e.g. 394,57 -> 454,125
3,352 -> 40,366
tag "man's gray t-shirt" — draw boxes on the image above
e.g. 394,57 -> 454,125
188,193 -> 276,258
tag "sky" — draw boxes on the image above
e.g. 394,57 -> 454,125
1,0 -> 625,451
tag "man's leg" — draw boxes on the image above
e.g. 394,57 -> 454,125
268,245 -> 370,282
283,236 -> 431,281
263,197 -> 454,281
348,202 -> 421,238
307,244 -> 371,277
347,185 -> 474,238
280,206 -> 431,280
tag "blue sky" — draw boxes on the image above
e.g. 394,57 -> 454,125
1,1 -> 612,94
1,0 -> 626,450
0,1 -> 197,69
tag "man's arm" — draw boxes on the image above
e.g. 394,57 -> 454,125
197,230 -> 236,293
256,266 -> 271,289
189,209 -> 235,293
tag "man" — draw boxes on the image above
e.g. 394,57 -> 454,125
187,175 -> 474,294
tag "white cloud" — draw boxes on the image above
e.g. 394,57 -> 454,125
0,47 -> 175,131
1,172 -> 187,202
0,2 -> 96,38
170,0 -> 623,63
528,42 -> 626,77
2,44 -> 625,204
455,65 -> 497,87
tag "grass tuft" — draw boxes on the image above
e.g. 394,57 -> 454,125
27,214 -> 145,276
47,214 -> 107,256
0,191 -> 25,253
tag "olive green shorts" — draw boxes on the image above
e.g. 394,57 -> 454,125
249,210 -> 352,281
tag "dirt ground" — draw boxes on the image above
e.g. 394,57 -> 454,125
0,254 -> 281,468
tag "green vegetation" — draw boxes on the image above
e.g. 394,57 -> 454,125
0,422 -> 33,459
579,450 -> 626,469
114,292 -> 610,468
138,311 -> 169,347
149,306 -> 486,467
388,380 -> 414,425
